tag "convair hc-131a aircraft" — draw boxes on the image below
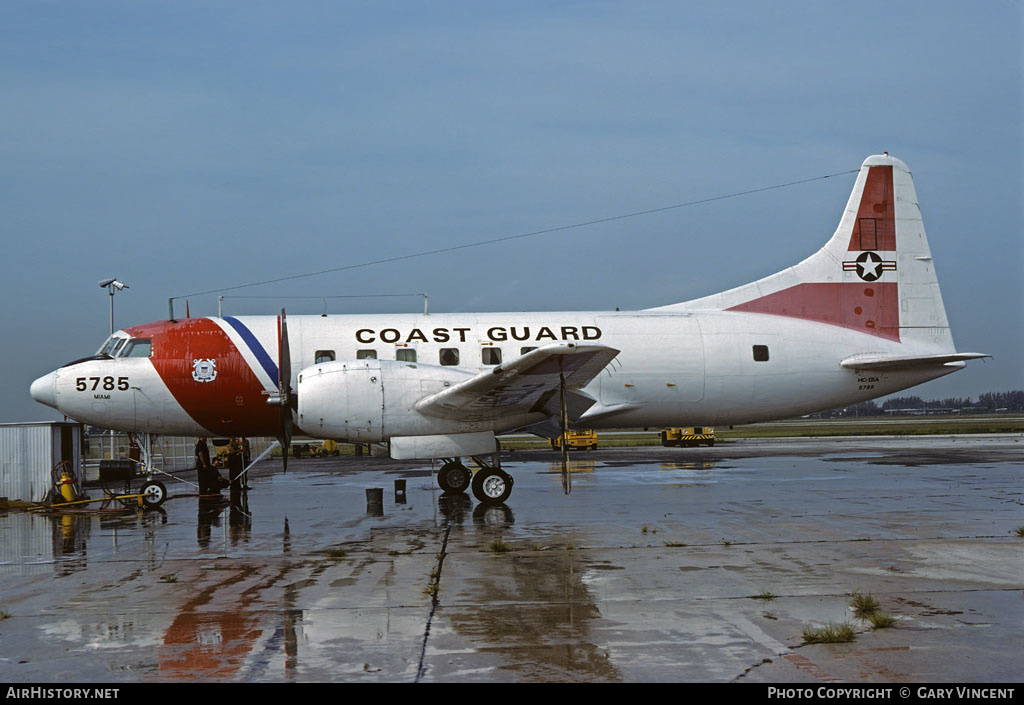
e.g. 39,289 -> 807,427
31,154 -> 988,505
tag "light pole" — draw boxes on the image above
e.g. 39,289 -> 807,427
99,278 -> 129,335
98,278 -> 130,464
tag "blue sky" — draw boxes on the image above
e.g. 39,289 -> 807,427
2,1 -> 1021,422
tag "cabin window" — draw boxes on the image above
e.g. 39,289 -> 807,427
122,339 -> 152,358
357,349 -> 377,359
482,348 -> 502,365
396,349 -> 417,363
315,350 -> 335,364
439,348 -> 459,366
520,346 -> 538,355
753,345 -> 769,362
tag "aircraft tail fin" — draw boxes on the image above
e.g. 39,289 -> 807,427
652,154 -> 955,350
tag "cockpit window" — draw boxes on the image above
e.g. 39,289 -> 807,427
121,338 -> 152,358
99,336 -> 124,356
111,338 -> 128,357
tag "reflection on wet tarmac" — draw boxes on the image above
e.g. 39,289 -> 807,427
35,510 -> 169,577
472,503 -> 514,528
54,515 -> 89,574
445,546 -> 620,682
659,460 -> 717,471
437,493 -> 472,525
196,497 -> 224,549
156,566 -> 266,680
197,493 -> 252,549
544,460 -> 597,475
436,493 -> 516,529
156,492 -> 301,682
2,438 -> 1021,683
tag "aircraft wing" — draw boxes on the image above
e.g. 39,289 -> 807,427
840,352 -> 991,371
414,343 -> 619,422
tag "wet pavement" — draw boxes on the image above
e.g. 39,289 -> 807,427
0,435 -> 1021,683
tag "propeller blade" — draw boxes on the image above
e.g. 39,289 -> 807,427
278,309 -> 293,473
278,309 -> 292,406
559,359 -> 570,495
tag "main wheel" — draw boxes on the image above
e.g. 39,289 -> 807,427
471,468 -> 513,505
438,462 -> 471,494
141,480 -> 167,507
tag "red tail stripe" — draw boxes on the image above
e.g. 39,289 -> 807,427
726,282 -> 900,342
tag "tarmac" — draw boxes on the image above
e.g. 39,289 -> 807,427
0,434 -> 1021,683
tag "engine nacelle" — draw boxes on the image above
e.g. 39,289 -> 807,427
297,358 -> 484,442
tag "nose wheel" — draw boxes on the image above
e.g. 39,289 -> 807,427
141,480 -> 167,507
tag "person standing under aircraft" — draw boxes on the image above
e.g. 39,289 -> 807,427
227,437 -> 245,491
195,437 -> 228,495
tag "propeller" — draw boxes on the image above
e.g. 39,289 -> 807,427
559,358 -> 571,495
273,309 -> 294,473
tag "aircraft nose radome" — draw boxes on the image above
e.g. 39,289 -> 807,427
30,371 -> 57,409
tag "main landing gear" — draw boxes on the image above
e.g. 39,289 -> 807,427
437,457 -> 514,506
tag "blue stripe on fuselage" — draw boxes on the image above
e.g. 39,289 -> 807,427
223,317 -> 280,388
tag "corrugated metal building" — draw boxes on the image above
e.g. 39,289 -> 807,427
0,422 -> 83,503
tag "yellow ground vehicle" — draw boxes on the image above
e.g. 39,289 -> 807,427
660,426 -> 716,447
210,438 -> 233,467
550,429 -> 598,450
311,439 -> 341,457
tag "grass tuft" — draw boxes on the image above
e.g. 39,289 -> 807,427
868,612 -> 897,630
1014,526 -> 1024,538
801,622 -> 856,645
850,591 -> 880,618
752,590 -> 777,602
489,539 -> 511,553
663,541 -> 688,547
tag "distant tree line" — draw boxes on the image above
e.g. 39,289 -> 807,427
813,390 -> 1024,418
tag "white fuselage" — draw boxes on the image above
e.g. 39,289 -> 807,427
35,308 -> 959,438
294,309 -> 954,427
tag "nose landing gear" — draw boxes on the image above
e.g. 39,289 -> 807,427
140,480 -> 167,507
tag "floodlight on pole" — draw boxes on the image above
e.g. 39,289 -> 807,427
99,278 -> 129,335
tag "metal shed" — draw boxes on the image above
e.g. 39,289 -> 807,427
0,422 -> 83,503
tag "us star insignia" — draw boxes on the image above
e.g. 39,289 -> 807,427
843,251 -> 896,282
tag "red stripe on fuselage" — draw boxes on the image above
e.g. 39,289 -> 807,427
125,318 -> 281,435
726,282 -> 900,342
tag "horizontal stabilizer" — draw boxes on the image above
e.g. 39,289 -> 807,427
415,343 -> 619,422
840,352 -> 991,371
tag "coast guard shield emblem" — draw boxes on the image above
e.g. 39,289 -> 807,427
192,358 -> 218,383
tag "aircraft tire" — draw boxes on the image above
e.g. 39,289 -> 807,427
438,462 -> 471,494
141,480 -> 167,507
471,468 -> 513,506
